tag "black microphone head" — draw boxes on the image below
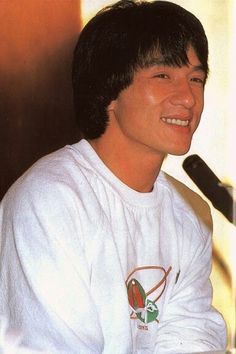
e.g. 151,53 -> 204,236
183,154 -> 233,223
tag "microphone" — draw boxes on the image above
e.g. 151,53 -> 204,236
183,154 -> 234,224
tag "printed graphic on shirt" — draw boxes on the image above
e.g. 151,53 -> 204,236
126,265 -> 172,328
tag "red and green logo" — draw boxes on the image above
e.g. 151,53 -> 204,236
127,278 -> 159,324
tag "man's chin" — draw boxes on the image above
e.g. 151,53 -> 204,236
169,146 -> 191,157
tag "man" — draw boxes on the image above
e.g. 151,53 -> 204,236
0,1 -> 227,353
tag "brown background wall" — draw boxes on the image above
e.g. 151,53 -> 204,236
0,0 -> 81,199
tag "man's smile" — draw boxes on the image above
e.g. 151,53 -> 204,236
160,117 -> 190,126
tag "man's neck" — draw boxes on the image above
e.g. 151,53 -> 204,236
88,136 -> 165,193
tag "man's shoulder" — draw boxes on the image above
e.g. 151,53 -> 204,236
160,171 -> 212,233
0,143 -> 105,238
1,143 -> 96,210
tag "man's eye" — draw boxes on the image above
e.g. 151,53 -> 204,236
191,77 -> 204,84
154,73 -> 169,79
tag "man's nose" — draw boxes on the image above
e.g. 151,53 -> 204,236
170,80 -> 196,108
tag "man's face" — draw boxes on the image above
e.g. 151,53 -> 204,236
107,47 -> 206,159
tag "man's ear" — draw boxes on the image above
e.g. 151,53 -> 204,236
107,98 -> 117,112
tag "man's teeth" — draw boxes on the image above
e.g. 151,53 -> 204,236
161,117 -> 189,126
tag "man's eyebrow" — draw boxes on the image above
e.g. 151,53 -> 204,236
191,64 -> 205,73
146,59 -> 206,73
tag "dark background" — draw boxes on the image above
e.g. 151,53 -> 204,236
0,0 -> 81,199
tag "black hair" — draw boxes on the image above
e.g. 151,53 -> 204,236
72,0 -> 209,139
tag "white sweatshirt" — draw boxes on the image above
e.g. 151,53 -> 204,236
0,139 -> 227,354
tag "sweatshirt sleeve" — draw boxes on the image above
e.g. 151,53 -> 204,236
0,174 -> 104,354
154,216 -> 227,353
